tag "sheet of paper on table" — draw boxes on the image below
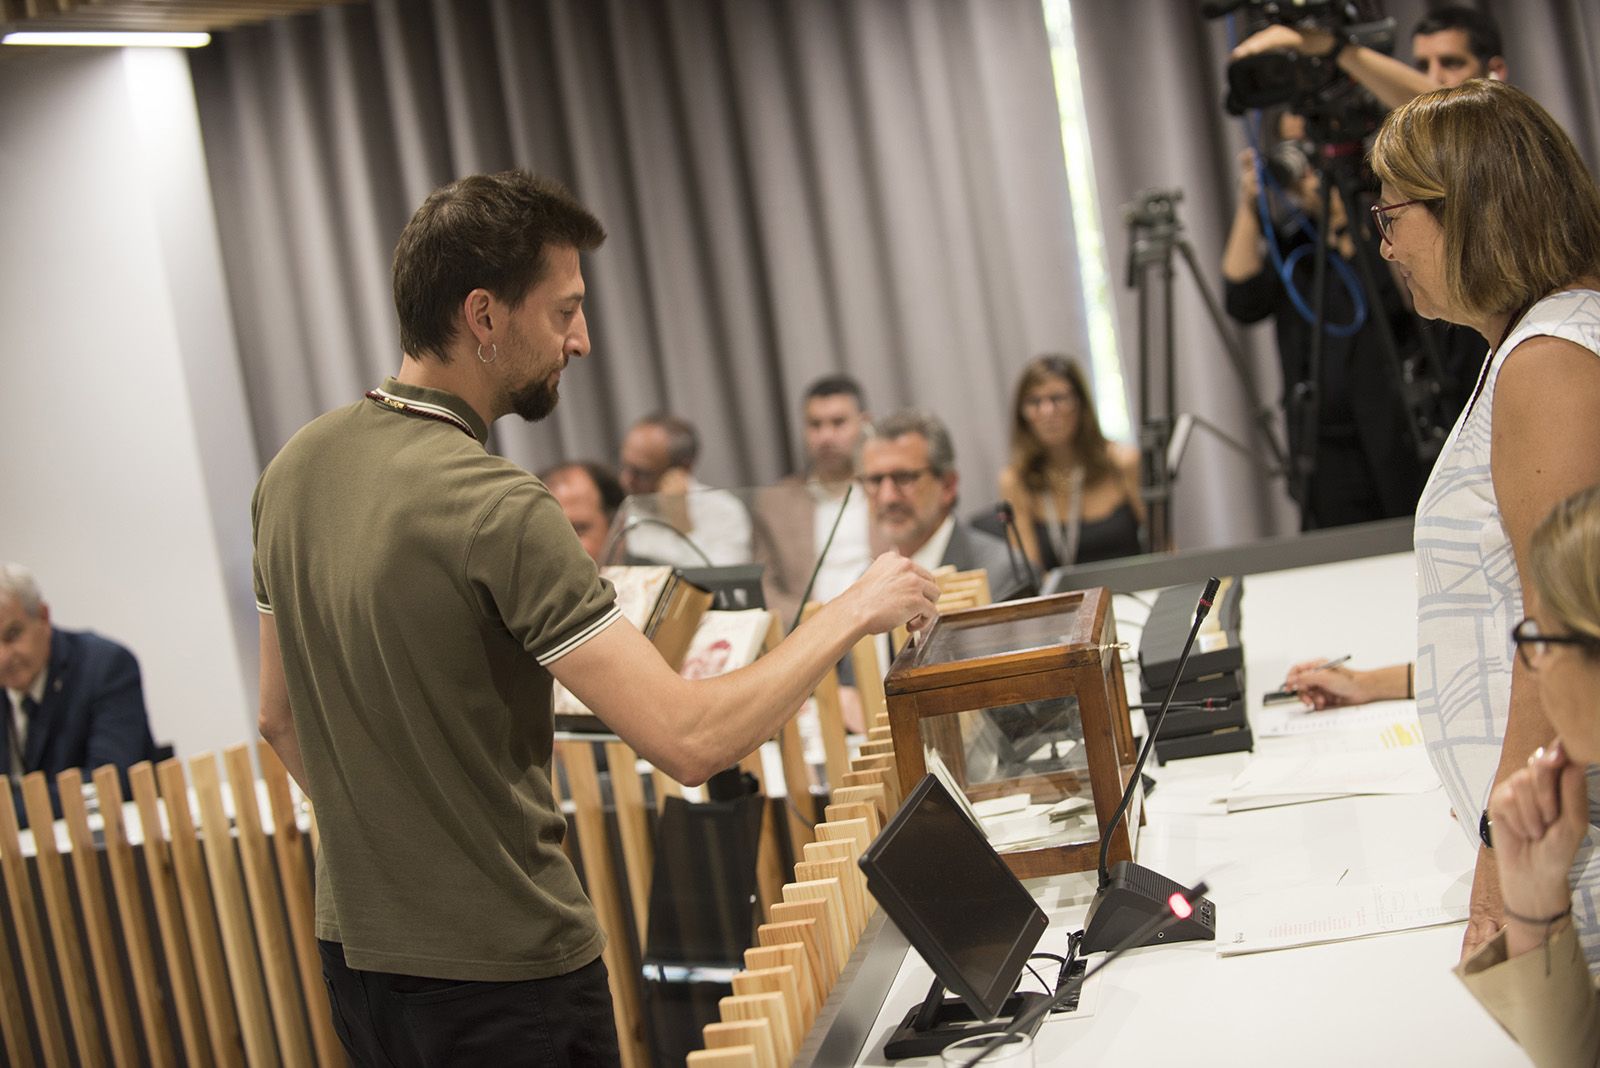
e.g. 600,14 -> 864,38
1219,748 -> 1441,812
1216,871 -> 1470,956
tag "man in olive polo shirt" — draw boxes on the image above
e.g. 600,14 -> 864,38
252,171 -> 939,1067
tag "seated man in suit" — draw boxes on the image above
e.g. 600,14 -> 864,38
861,410 -> 1029,601
0,563 -> 156,826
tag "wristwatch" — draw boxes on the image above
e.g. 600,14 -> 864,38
1479,808 -> 1494,849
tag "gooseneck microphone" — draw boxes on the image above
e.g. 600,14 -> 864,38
995,502 -> 1041,599
791,481 -> 856,633
1078,578 -> 1221,954
598,515 -> 715,568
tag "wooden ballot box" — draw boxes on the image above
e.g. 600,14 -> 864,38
883,588 -> 1138,879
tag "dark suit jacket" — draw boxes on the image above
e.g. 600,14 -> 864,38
943,522 -> 1031,602
5,627 -> 155,826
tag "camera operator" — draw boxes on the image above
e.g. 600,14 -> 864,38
1221,112 -> 1423,527
1230,6 -> 1509,112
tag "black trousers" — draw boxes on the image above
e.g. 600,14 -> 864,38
318,940 -> 622,1067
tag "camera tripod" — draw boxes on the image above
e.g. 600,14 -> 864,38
1286,119 -> 1450,530
1125,188 -> 1287,552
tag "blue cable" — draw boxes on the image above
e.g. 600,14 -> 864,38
1228,15 -> 1368,337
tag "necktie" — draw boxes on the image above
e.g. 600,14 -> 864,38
4,696 -> 27,779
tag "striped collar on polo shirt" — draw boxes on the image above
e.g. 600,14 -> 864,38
367,377 -> 489,442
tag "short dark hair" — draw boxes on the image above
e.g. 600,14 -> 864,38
393,171 -> 605,361
537,460 -> 626,519
1413,6 -> 1503,66
635,413 -> 700,468
803,374 -> 866,411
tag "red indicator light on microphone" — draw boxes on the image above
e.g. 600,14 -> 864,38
1168,892 -> 1194,919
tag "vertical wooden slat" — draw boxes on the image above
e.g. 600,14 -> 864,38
800,603 -> 852,783
804,838 -> 874,920
557,741 -> 647,1068
720,992 -> 794,1067
737,748 -> 786,918
850,633 -> 889,731
776,713 -> 817,854
189,752 -> 280,1068
794,858 -> 863,939
57,768 -> 141,1065
21,772 -> 106,1067
602,741 -> 654,952
651,768 -> 684,815
686,1048 -> 761,1068
756,919 -> 827,1009
702,1018 -> 777,1068
92,765 -> 178,1068
258,744 -> 346,1067
223,746 -> 312,1066
744,942 -> 817,1031
768,899 -> 839,987
0,873 -> 33,1066
134,760 -> 225,1067
0,778 -> 57,1065
731,967 -> 805,1052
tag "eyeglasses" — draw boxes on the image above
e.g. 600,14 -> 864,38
1022,391 -> 1078,413
1369,198 -> 1434,244
858,468 -> 933,492
1511,617 -> 1597,670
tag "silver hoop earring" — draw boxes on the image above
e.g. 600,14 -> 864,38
476,343 -> 498,364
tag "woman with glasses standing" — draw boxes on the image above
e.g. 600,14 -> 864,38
1368,79 -> 1600,968
1457,485 -> 1600,1065
999,355 -> 1144,571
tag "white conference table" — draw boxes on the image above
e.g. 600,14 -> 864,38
843,550 -> 1525,1067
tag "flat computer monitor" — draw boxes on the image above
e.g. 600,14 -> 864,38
859,774 -> 1049,1024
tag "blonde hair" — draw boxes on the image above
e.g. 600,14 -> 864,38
1370,80 -> 1600,317
1529,485 -> 1600,649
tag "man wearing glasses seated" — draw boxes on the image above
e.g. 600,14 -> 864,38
859,409 -> 1027,601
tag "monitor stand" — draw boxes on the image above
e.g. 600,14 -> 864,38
882,978 -> 1048,1060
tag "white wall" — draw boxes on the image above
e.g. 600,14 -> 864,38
0,47 -> 260,759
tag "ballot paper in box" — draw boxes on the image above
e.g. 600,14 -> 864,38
884,588 -> 1140,879
1137,577 -> 1254,762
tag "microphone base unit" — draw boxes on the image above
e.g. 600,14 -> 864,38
1080,860 -> 1217,955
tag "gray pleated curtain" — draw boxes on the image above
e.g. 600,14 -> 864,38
191,0 -> 1094,517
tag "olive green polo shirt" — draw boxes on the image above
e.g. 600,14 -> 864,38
252,378 -> 619,980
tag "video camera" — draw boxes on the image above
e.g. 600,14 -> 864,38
1206,0 -> 1393,140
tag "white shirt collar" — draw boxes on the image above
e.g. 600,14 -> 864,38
909,514 -> 957,573
8,664 -> 47,716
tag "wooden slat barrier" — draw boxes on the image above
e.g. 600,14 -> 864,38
555,740 -> 648,1068
21,772 -> 106,1067
189,753 -> 280,1068
223,745 -> 313,1067
58,768 -> 142,1066
0,778 -> 67,1066
603,740 -> 655,951
91,765 -> 180,1068
132,760 -> 230,1067
259,745 -> 346,1067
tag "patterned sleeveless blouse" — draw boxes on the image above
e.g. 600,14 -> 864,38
1414,288 -> 1600,966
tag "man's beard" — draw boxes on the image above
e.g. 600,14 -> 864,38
510,376 -> 559,422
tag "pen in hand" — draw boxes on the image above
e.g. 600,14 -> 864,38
1262,655 -> 1353,705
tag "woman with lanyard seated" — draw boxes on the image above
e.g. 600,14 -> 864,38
999,354 -> 1144,571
